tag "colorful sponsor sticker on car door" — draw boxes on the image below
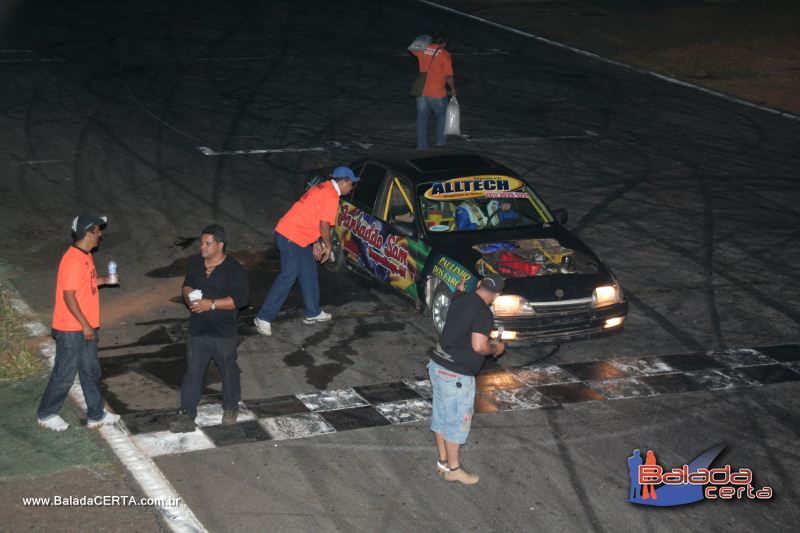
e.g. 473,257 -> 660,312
336,203 -> 428,299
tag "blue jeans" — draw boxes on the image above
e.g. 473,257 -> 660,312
416,96 -> 449,149
37,329 -> 106,422
257,232 -> 320,322
428,360 -> 475,445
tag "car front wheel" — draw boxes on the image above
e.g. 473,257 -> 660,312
431,284 -> 453,335
325,235 -> 346,273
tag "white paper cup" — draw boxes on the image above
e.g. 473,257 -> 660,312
188,289 -> 203,302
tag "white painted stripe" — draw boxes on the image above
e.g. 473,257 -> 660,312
419,0 -> 800,122
197,145 -> 326,156
23,159 -> 63,165
0,281 -> 207,533
0,58 -> 65,63
462,130 -> 598,143
197,140 -> 375,156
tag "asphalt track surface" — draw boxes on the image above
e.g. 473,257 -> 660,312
1,0 -> 799,531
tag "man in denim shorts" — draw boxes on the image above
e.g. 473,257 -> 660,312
429,274 -> 506,484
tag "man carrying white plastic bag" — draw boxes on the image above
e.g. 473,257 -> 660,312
408,27 -> 457,149
445,96 -> 461,137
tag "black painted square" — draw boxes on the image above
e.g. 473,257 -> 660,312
658,353 -> 726,372
319,406 -> 391,432
535,382 -> 606,404
638,373 -> 706,394
737,364 -> 800,385
202,420 -> 271,447
558,361 -> 628,381
121,409 -> 181,435
755,344 -> 800,362
244,395 -> 310,417
353,382 -> 420,404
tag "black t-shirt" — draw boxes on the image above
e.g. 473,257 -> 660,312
432,291 -> 493,375
183,255 -> 249,338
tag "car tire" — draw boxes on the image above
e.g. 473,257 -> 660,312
325,236 -> 347,273
430,283 -> 453,335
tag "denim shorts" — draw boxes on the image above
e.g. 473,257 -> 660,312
428,360 -> 475,445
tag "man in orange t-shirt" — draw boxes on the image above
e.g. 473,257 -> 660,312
254,166 -> 360,336
410,29 -> 456,149
37,215 -> 120,431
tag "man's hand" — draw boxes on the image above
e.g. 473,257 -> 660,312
492,341 -> 506,358
190,298 -> 212,313
317,247 -> 331,263
312,242 -> 323,261
82,324 -> 96,341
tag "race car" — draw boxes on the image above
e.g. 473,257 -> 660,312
325,150 -> 628,344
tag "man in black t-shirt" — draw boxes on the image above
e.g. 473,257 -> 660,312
429,274 -> 506,485
170,224 -> 249,433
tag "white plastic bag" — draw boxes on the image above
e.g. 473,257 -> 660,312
445,96 -> 461,136
408,34 -> 432,52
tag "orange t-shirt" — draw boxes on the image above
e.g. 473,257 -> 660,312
275,181 -> 340,247
413,44 -> 453,98
52,246 -> 100,331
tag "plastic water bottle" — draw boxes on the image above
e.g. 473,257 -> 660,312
107,257 -> 118,285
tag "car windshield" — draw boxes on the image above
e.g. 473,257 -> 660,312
417,175 -> 553,234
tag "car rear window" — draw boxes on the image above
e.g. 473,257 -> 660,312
352,163 -> 386,211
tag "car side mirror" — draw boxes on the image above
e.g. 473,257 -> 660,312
552,208 -> 568,225
392,221 -> 417,238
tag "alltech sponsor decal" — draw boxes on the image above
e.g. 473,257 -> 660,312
627,445 -> 773,506
423,176 -> 525,201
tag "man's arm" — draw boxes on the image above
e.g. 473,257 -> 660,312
471,332 -> 505,358
189,296 -> 236,313
63,290 -> 95,340
445,75 -> 456,96
318,220 -> 332,263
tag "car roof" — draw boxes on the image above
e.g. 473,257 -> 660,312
351,150 -> 519,184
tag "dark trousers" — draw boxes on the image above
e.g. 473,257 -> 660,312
180,335 -> 241,418
37,329 -> 105,421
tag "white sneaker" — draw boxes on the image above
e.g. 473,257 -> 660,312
87,411 -> 120,428
303,311 -> 332,324
254,317 -> 272,336
37,414 -> 70,432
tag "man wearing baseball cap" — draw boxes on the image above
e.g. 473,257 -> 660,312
254,166 -> 359,336
429,274 -> 506,484
37,214 -> 120,431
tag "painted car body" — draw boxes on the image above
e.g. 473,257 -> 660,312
329,150 -> 628,344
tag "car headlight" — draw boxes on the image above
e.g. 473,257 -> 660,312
492,295 -> 535,316
592,283 -> 622,307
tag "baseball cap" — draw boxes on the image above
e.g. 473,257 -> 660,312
480,274 -> 505,293
71,214 -> 107,235
331,166 -> 360,182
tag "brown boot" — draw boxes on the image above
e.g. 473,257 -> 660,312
443,465 -> 479,485
221,409 -> 238,425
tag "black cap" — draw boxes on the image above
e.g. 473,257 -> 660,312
71,214 -> 107,235
480,274 -> 505,293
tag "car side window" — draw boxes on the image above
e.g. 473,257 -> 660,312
351,163 -> 387,211
381,179 -> 415,225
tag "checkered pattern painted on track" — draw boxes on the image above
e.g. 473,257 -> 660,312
122,345 -> 800,457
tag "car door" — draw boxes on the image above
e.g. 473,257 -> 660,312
335,162 -> 390,277
372,176 -> 431,302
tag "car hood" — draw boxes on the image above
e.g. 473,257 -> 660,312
424,225 -> 614,301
